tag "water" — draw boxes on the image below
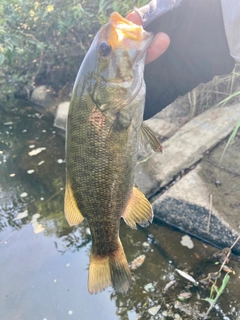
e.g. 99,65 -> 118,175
0,104 -> 239,320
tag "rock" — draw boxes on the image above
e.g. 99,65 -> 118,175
148,305 -> 161,316
144,283 -> 155,292
31,85 -> 57,113
162,310 -> 168,317
54,101 -> 70,131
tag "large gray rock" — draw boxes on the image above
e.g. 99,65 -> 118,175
31,85 -> 57,112
54,101 -> 70,130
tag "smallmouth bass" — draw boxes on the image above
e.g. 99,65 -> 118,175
64,12 -> 162,294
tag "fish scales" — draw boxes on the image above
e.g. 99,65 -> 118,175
64,12 -> 161,294
68,93 -> 140,251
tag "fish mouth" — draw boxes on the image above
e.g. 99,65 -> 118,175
110,12 -> 144,42
107,12 -> 153,52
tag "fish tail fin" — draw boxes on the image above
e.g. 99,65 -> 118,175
88,239 -> 132,294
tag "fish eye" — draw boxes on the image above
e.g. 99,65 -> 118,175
98,41 -> 112,58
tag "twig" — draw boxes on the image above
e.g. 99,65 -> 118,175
217,234 -> 240,278
43,189 -> 63,206
230,234 -> 240,250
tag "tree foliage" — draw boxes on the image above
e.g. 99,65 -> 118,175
0,0 -> 148,99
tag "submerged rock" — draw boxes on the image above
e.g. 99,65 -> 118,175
31,85 -> 57,114
148,305 -> 161,316
54,101 -> 70,131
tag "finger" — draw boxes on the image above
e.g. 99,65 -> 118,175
126,12 -> 170,64
146,32 -> 170,64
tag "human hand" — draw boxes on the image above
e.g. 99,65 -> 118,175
126,11 -> 170,64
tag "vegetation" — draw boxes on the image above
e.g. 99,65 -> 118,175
0,0 -> 148,100
203,273 -> 230,319
1,0 -> 240,147
187,64 -> 240,115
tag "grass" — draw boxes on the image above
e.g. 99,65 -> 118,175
202,273 -> 230,319
202,235 -> 240,319
187,64 -> 240,116
186,63 -> 240,162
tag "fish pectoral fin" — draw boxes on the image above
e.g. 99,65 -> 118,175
64,178 -> 84,226
122,186 -> 153,229
140,122 -> 163,153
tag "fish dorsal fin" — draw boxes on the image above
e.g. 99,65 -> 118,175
64,177 -> 84,226
140,122 -> 163,153
122,186 -> 153,229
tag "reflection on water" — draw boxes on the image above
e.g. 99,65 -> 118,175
0,104 -> 239,320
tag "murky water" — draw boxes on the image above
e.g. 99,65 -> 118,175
0,104 -> 239,320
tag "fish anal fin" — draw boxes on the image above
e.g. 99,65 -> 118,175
140,122 -> 163,153
122,186 -> 153,229
88,239 -> 131,294
64,177 -> 84,226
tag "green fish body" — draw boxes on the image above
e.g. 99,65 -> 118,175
65,12 -> 161,294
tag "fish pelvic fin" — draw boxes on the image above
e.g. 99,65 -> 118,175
140,122 -> 163,153
122,186 -> 153,229
64,177 -> 84,226
88,239 -> 132,294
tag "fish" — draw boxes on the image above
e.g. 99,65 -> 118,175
64,12 -> 162,294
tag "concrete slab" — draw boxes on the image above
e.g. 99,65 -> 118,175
152,163 -> 240,254
135,103 -> 240,198
145,96 -> 192,139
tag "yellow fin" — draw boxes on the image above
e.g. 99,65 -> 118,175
122,186 -> 153,229
88,238 -> 131,294
140,122 -> 163,153
64,178 -> 84,226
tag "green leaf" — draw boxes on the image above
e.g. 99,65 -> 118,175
0,27 -> 6,34
219,273 -> 230,294
202,298 -> 215,305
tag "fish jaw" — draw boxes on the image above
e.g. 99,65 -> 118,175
101,11 -> 153,63
108,12 -> 152,49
